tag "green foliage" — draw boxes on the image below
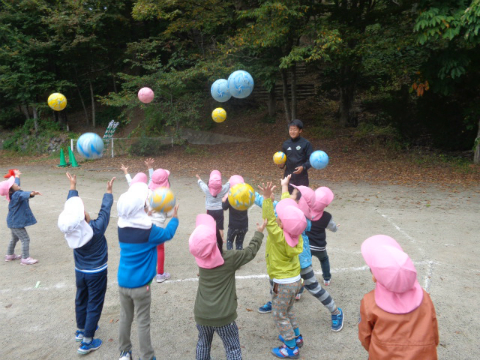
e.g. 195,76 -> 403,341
0,107 -> 25,129
129,135 -> 171,156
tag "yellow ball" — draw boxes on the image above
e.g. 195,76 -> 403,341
149,187 -> 176,212
228,183 -> 255,211
47,93 -> 67,111
212,108 -> 227,123
273,151 -> 286,165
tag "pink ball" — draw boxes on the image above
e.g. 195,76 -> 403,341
138,87 -> 154,104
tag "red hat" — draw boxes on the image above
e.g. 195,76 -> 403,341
3,169 -> 17,179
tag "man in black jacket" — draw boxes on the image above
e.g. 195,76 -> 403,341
279,119 -> 314,193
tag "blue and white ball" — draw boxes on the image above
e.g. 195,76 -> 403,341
76,133 -> 104,159
227,70 -> 254,99
310,150 -> 329,170
211,79 -> 231,102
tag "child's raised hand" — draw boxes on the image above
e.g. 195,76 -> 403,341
66,172 -> 76,190
106,177 -> 116,193
172,204 -> 180,218
120,164 -> 128,175
145,158 -> 155,169
14,169 -> 21,177
256,218 -> 268,233
196,174 -> 201,181
30,191 -> 42,196
280,174 -> 291,187
258,182 -> 276,199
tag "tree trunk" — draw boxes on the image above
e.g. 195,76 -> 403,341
267,87 -> 276,117
21,103 -> 31,120
474,117 -> 480,164
338,65 -> 357,127
32,106 -> 38,132
290,64 -> 297,120
281,69 -> 291,125
89,80 -> 96,128
112,74 -> 118,93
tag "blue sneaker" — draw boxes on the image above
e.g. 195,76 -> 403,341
119,350 -> 132,360
77,338 -> 102,355
332,307 -> 344,332
258,301 -> 272,314
278,334 -> 303,348
271,344 -> 300,359
75,325 -> 99,342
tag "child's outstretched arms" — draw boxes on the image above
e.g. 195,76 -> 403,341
327,218 -> 339,232
281,174 -> 291,195
65,172 -> 78,200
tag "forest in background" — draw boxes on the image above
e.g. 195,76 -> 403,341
1,0 -> 480,162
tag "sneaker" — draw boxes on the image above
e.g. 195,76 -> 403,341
119,350 -> 132,360
278,334 -> 304,348
75,326 -> 99,342
77,338 -> 102,355
331,307 -> 344,332
324,279 -> 331,286
271,344 -> 300,359
5,254 -> 21,262
20,257 -> 38,265
258,301 -> 272,314
156,272 -> 171,283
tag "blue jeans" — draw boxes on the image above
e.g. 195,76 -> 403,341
226,228 -> 247,250
311,249 -> 331,281
75,269 -> 108,337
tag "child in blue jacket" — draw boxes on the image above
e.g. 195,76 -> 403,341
57,172 -> 116,355
116,182 -> 179,360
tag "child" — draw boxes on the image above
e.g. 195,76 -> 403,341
260,181 -> 306,359
257,176 -> 344,333
190,213 -> 266,360
117,182 -> 179,360
0,170 -> 40,265
57,172 -> 115,355
307,186 -> 338,286
222,175 -> 248,250
358,235 -> 439,359
278,119 -> 314,193
196,171 -> 230,239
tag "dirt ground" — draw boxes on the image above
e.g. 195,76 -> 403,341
0,165 -> 479,360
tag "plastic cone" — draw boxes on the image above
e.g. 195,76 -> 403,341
57,148 -> 68,167
68,147 -> 79,168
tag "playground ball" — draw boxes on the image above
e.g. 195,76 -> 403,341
227,70 -> 254,99
212,108 -> 227,123
48,93 -> 67,111
138,87 -> 154,104
310,150 -> 329,170
273,151 -> 287,165
228,183 -> 255,211
211,79 -> 231,102
149,187 -> 176,213
76,133 -> 104,159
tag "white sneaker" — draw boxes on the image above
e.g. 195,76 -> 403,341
20,257 -> 38,265
119,350 -> 132,360
156,272 -> 171,283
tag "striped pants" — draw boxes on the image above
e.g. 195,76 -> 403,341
7,228 -> 31,259
301,266 -> 337,313
196,322 -> 242,360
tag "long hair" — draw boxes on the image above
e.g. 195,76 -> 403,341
216,228 -> 223,255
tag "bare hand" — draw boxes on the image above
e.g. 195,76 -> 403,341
293,166 -> 304,175
107,177 -> 116,193
280,174 -> 291,187
258,182 -> 276,200
31,191 -> 42,196
256,218 -> 268,233
14,169 -> 22,177
145,158 -> 155,169
196,174 -> 201,181
222,193 -> 229,202
172,204 -> 180,218
66,172 -> 76,190
120,164 -> 128,175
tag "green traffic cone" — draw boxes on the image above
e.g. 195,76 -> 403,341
57,148 -> 68,167
68,147 -> 80,168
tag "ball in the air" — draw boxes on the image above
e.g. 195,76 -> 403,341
273,151 -> 286,165
211,79 -> 231,102
76,133 -> 104,159
48,93 -> 67,111
149,187 -> 176,212
228,183 -> 255,211
138,87 -> 154,104
212,108 -> 227,123
227,70 -> 254,99
310,150 -> 329,170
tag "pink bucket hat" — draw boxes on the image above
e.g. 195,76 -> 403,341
208,170 -> 222,197
189,214 -> 224,269
148,169 -> 170,190
291,185 -> 315,219
361,235 -> 424,314
276,198 -> 307,247
310,186 -> 334,221
228,175 -> 244,188
0,176 -> 16,201
131,172 -> 148,185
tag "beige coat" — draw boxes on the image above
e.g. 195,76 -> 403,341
358,289 -> 439,360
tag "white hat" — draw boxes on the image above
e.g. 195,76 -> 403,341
58,197 -> 94,249
117,182 -> 152,229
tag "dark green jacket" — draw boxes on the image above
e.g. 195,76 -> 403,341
194,231 -> 264,327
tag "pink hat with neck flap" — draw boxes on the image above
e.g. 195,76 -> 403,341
310,187 -> 334,221
361,235 -> 424,314
276,198 -> 307,247
131,172 -> 148,186
0,176 -> 16,201
208,170 -> 222,197
189,214 -> 224,269
291,185 -> 315,220
149,169 -> 170,190
228,175 -> 244,188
